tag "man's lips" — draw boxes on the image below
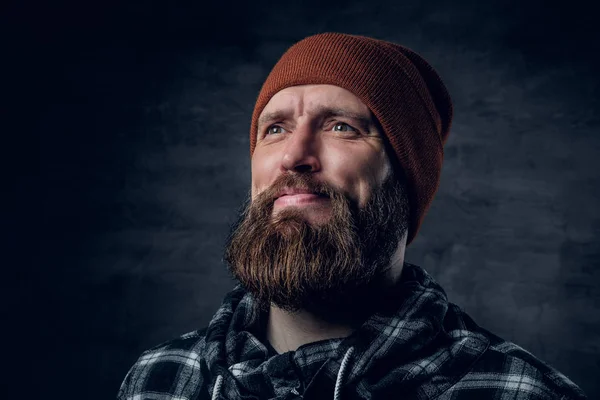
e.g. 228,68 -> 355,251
273,188 -> 329,208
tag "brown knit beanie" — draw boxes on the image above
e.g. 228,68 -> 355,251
249,32 -> 453,246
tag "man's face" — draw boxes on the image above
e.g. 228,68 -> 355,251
225,84 -> 410,323
251,84 -> 392,225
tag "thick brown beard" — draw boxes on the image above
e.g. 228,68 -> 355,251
224,173 -> 410,324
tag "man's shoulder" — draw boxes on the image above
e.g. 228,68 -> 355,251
443,306 -> 587,399
479,337 -> 586,399
149,327 -> 209,352
117,328 -> 211,400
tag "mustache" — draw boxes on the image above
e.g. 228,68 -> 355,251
254,173 -> 356,209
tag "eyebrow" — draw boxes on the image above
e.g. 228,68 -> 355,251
257,105 -> 376,133
258,110 -> 294,129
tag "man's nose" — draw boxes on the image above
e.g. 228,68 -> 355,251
280,125 -> 321,173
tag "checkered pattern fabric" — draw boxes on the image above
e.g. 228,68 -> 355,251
117,262 -> 587,399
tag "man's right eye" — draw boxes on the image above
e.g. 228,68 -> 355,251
266,125 -> 287,135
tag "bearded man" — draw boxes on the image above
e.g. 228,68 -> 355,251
117,33 -> 587,399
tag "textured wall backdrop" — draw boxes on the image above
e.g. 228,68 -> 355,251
20,0 -> 600,398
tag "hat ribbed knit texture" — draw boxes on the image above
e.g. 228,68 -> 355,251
250,32 -> 453,245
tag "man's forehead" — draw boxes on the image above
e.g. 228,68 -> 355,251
258,84 -> 372,124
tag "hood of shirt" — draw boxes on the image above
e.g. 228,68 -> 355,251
203,262 -> 490,399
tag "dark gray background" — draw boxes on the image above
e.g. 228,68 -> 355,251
11,0 -> 600,398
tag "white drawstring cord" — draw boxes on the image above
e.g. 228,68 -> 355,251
334,347 -> 355,400
211,374 -> 223,400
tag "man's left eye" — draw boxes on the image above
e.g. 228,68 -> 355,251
332,122 -> 356,132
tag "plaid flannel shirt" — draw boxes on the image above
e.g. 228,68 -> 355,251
118,262 -> 587,399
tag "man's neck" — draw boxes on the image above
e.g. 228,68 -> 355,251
266,306 -> 355,353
